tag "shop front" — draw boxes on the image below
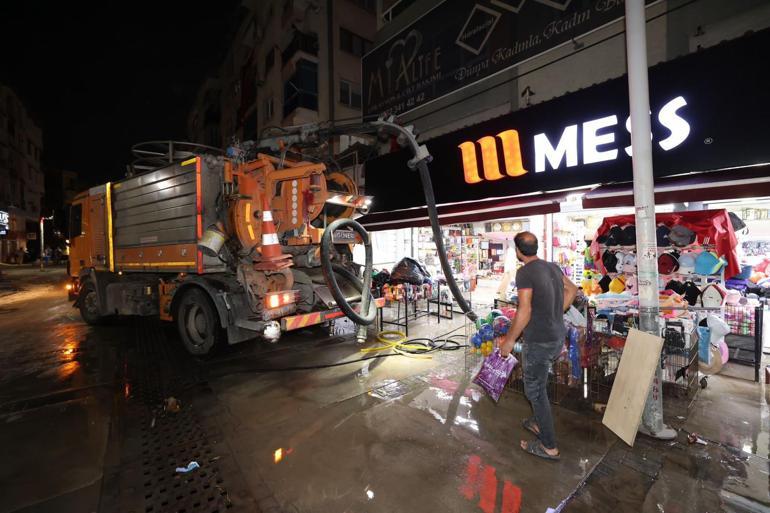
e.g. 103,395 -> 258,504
0,206 -> 37,264
359,29 -> 770,396
362,28 -> 769,273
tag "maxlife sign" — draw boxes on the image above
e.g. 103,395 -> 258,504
459,96 -> 689,184
363,0 -> 658,116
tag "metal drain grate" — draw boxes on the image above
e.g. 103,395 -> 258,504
99,319 -> 262,513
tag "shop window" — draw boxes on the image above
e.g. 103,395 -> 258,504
339,80 -> 362,109
69,203 -> 83,238
340,28 -> 373,57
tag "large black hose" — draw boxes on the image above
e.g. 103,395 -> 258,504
416,160 -> 478,322
320,218 -> 376,328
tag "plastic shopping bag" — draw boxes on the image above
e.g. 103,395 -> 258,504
473,348 -> 518,402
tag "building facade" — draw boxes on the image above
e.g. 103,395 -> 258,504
0,83 -> 44,263
367,0 -> 770,142
187,0 -> 377,154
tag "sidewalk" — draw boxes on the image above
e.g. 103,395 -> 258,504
0,265 -> 68,302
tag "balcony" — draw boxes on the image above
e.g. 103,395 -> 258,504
282,91 -> 318,119
281,30 -> 319,66
282,59 -> 318,118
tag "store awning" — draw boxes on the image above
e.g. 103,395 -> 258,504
358,190 -> 584,231
582,165 -> 770,210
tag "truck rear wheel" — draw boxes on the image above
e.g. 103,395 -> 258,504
79,282 -> 104,325
175,288 -> 223,355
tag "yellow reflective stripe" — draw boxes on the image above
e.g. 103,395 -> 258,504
247,224 -> 255,240
120,262 -> 196,267
106,182 -> 114,272
181,157 -> 197,166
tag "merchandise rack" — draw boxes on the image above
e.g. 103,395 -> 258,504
377,284 -> 432,337
585,306 -> 701,407
723,304 -> 764,382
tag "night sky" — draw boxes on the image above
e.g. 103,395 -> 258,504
0,1 -> 242,187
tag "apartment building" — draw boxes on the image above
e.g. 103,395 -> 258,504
0,83 -> 44,263
188,0 -> 377,151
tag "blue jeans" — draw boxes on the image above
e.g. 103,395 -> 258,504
522,340 -> 563,449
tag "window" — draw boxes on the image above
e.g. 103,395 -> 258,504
263,96 -> 274,122
339,80 -> 362,109
69,203 -> 83,238
349,0 -> 375,13
340,28 -> 373,57
282,0 -> 293,22
265,48 -> 275,74
243,111 -> 258,140
283,59 -> 318,117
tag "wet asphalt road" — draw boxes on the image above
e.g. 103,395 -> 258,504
1,266 -> 769,513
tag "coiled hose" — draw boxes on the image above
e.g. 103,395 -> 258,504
320,154 -> 477,345
320,218 -> 376,343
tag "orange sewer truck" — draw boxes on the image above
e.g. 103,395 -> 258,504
67,142 -> 381,354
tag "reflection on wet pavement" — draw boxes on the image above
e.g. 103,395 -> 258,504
0,271 -> 116,513
2,269 -> 769,513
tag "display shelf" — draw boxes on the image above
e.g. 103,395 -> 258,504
598,244 -> 718,251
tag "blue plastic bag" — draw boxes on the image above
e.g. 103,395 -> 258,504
568,327 -> 581,381
697,326 -> 711,365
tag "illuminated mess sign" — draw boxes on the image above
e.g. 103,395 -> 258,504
459,96 -> 690,184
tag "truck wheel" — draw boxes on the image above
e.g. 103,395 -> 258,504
79,282 -> 104,325
175,288 -> 222,355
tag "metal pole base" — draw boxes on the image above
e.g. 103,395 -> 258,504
638,424 -> 677,440
356,325 -> 367,344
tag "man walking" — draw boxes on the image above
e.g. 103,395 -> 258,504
500,232 -> 577,460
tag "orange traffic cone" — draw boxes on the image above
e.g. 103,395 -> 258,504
254,195 -> 292,270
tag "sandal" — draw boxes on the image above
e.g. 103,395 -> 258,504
521,439 -> 560,461
522,417 -> 540,439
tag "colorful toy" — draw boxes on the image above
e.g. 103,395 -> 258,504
479,323 -> 494,342
471,332 -> 483,348
500,307 -> 516,320
486,309 -> 504,325
492,315 -> 511,336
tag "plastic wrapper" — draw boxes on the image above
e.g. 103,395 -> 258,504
389,257 -> 431,285
473,348 -> 518,402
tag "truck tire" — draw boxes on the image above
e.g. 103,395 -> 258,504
175,288 -> 223,355
79,282 -> 104,325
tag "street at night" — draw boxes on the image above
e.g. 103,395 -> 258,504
2,0 -> 770,512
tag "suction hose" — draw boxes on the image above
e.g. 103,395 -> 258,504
415,159 -> 478,322
320,218 -> 376,343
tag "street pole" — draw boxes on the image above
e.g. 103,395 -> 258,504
39,216 -> 44,272
624,0 -> 676,440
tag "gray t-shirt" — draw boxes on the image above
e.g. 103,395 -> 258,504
515,259 -> 566,343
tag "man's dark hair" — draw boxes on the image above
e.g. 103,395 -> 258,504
514,231 -> 538,256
